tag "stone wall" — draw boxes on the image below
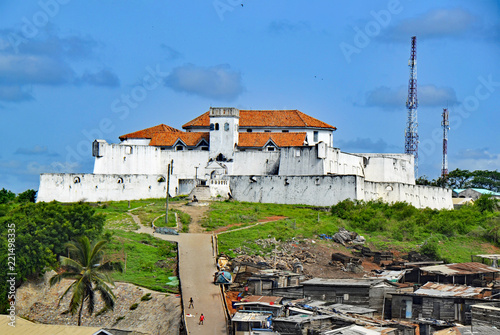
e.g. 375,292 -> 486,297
228,175 -> 452,209
38,173 -> 170,203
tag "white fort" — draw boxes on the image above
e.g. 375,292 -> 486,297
38,107 -> 452,209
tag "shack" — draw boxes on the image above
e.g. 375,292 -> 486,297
471,302 -> 500,329
301,278 -> 399,312
234,295 -> 285,317
247,269 -> 303,298
416,262 -> 500,286
272,314 -> 337,335
391,282 -> 494,325
231,311 -> 273,335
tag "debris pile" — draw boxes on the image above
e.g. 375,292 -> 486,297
332,227 -> 365,246
231,239 -> 317,271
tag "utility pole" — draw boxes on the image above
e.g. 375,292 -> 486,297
195,166 -> 199,184
404,36 -> 419,178
165,159 -> 173,224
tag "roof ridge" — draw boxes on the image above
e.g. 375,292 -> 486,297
295,110 -> 308,127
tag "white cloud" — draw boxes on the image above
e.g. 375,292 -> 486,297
165,63 -> 244,100
365,85 -> 458,109
451,148 -> 500,171
385,8 -> 476,42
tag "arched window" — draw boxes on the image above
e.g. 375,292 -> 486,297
117,177 -> 124,184
73,177 -> 81,184
215,123 -> 219,130
210,123 -> 215,131
224,122 -> 229,131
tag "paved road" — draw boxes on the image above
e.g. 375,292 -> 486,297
137,224 -> 228,335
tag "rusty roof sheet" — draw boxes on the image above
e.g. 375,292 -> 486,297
414,282 -> 486,298
240,295 -> 283,304
419,262 -> 500,276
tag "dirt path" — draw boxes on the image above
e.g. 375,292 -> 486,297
171,203 -> 210,233
132,202 -> 227,335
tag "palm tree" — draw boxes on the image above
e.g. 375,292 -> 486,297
50,236 -> 122,326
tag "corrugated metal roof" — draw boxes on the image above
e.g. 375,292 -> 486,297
420,262 -> 500,275
1,316 -> 108,335
302,278 -> 385,287
414,282 -> 486,298
231,312 -> 271,322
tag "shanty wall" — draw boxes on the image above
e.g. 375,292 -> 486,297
302,284 -> 371,306
472,304 -> 500,328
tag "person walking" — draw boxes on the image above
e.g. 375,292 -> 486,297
199,313 -> 204,325
188,297 -> 194,309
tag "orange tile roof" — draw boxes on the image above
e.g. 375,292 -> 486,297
149,132 -> 209,147
238,132 -> 306,148
119,124 -> 181,141
182,110 -> 336,130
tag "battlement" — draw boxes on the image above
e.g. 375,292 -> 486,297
209,107 -> 240,118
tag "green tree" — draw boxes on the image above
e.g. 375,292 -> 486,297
0,188 -> 15,204
50,236 -> 122,326
16,189 -> 37,203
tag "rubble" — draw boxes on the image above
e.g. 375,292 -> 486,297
332,227 -> 366,246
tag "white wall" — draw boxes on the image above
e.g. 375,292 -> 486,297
228,175 -> 360,206
228,175 -> 452,209
38,173 -> 170,203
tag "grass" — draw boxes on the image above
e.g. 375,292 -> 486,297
212,201 -> 500,263
105,230 -> 178,293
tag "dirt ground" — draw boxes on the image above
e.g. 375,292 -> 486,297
172,201 -> 382,278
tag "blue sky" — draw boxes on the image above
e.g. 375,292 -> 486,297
0,0 -> 499,193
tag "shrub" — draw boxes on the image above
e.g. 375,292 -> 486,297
130,303 -> 139,310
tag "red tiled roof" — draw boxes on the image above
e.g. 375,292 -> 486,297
149,132 -> 209,147
119,124 -> 181,141
238,132 -> 307,148
182,110 -> 336,130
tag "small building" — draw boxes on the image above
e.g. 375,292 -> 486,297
417,262 -> 500,285
272,314 -> 337,335
301,278 -> 400,312
234,295 -> 285,317
247,269 -> 303,298
323,324 -> 398,335
434,325 -> 500,335
391,282 -> 494,325
471,302 -> 500,329
453,188 -> 500,200
231,311 -> 273,335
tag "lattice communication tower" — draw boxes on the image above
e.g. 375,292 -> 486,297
441,108 -> 450,180
404,36 -> 419,177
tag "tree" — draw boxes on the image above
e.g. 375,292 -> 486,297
16,189 -> 37,203
50,236 -> 122,326
0,188 -> 15,204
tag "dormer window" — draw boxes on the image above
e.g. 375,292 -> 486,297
176,145 -> 184,151
267,146 -> 276,152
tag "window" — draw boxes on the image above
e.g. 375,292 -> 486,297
267,146 -> 275,151
176,145 -> 184,151
210,123 -> 215,131
224,122 -> 229,131
73,177 -> 81,184
282,130 -> 289,133
117,177 -> 124,184
246,129 -> 252,132
313,131 -> 318,142
215,123 -> 219,130
125,146 -> 132,154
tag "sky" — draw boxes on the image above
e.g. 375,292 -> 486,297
0,0 -> 499,193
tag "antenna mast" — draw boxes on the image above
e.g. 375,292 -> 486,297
441,108 -> 450,180
404,36 -> 419,177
